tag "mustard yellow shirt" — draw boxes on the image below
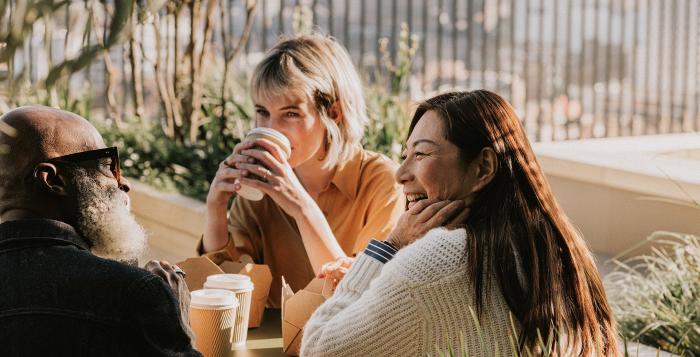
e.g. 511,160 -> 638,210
199,147 -> 404,307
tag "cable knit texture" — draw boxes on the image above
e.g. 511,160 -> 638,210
301,227 -> 516,356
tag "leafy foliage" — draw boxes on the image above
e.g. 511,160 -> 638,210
605,231 -> 700,356
97,22 -> 419,201
2,1 -> 418,201
95,117 -> 225,201
362,23 -> 418,162
95,68 -> 256,201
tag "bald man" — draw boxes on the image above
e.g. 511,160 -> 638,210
0,106 -> 201,356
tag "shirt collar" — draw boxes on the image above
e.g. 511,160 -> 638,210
0,219 -> 91,251
329,145 -> 364,200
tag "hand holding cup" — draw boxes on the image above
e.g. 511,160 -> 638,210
206,140 -> 258,208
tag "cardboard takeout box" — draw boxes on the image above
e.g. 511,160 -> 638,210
281,277 -> 332,356
177,256 -> 272,328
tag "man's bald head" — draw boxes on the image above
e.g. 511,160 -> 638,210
0,106 -> 144,260
0,106 -> 104,164
0,106 -> 106,214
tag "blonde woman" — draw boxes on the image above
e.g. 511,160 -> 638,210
199,35 -> 404,307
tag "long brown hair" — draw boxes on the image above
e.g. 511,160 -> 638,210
409,90 -> 618,355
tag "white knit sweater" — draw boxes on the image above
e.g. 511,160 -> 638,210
301,227 -> 516,357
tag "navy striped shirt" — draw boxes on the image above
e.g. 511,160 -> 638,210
363,239 -> 398,264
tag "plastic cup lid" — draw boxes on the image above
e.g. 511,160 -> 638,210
204,274 -> 254,291
190,289 -> 239,308
247,127 -> 291,155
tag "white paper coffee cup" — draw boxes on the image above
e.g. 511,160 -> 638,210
204,274 -> 254,348
236,127 -> 291,201
189,289 -> 239,357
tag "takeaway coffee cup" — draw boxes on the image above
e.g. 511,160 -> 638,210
189,289 -> 239,357
204,274 -> 254,348
236,127 -> 292,201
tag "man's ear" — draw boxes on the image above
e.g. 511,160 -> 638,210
469,147 -> 498,193
328,102 -> 343,124
32,163 -> 69,196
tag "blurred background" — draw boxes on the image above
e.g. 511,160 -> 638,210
1,1 -> 698,354
3,0 -> 699,146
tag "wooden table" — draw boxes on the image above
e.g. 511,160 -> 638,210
233,309 -> 285,357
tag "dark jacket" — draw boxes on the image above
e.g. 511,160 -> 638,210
0,219 -> 202,357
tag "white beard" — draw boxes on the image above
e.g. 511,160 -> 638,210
73,169 -> 147,262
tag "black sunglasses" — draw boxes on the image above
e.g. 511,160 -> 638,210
46,147 -> 122,184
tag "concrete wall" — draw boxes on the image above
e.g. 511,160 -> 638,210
535,133 -> 700,258
130,173 -> 700,264
547,176 -> 700,257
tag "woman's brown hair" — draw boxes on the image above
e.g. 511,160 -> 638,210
408,90 -> 618,355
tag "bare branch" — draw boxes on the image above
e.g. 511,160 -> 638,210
44,0 -> 132,88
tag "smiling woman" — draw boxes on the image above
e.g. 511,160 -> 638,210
198,34 -> 404,308
301,90 -> 619,357
399,110 -> 497,210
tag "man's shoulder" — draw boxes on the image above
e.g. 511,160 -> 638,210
84,253 -> 153,279
87,257 -> 176,310
0,245 -> 170,321
66,251 -> 161,293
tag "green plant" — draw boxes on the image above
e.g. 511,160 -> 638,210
605,231 -> 700,356
362,84 -> 411,162
363,23 -> 418,161
93,64 -> 254,200
93,112 -> 244,202
94,21 -> 418,201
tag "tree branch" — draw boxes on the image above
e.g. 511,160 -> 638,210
44,0 -> 132,88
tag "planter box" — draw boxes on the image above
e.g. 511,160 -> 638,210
534,133 -> 700,257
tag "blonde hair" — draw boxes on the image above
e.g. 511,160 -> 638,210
250,34 -> 368,169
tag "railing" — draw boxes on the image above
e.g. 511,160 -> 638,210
2,0 -> 699,141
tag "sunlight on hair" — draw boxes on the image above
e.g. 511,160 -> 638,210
250,34 -> 368,169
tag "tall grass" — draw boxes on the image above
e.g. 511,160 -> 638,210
605,231 -> 700,356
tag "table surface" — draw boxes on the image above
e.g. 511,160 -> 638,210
233,309 -> 285,357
